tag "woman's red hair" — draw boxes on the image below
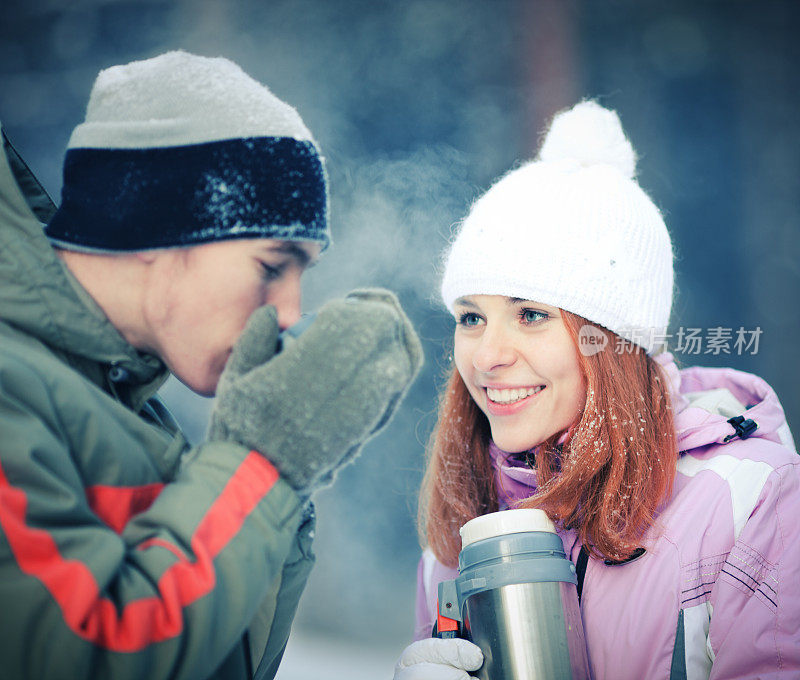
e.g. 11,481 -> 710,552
419,310 -> 678,567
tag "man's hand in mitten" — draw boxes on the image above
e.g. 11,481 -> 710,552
208,288 -> 423,494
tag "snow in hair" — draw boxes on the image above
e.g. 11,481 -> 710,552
538,100 -> 637,180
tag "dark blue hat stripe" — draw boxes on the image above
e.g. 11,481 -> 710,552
46,136 -> 329,252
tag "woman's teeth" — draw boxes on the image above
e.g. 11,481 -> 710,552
486,385 -> 545,404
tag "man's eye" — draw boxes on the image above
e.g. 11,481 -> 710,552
457,312 -> 482,327
260,263 -> 282,281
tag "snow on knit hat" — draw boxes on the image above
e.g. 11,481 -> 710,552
46,50 -> 329,252
440,101 -> 673,354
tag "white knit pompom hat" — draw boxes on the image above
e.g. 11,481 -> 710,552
440,101 -> 674,354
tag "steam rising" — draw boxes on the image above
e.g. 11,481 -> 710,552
304,144 -> 472,307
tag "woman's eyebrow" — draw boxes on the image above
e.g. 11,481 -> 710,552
508,297 -> 551,308
507,297 -> 560,315
454,298 -> 479,309
508,297 -> 542,307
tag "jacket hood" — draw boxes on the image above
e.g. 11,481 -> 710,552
654,352 -> 795,453
490,352 -> 795,503
0,125 -> 167,405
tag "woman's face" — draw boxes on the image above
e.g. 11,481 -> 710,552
453,295 -> 586,453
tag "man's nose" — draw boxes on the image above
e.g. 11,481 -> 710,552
472,324 -> 516,373
271,277 -> 303,331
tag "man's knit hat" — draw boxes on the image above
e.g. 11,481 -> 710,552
46,50 -> 329,252
440,101 -> 673,354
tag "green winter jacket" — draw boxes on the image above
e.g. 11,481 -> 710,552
0,124 -> 315,680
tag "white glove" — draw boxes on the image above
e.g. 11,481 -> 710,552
394,638 -> 484,680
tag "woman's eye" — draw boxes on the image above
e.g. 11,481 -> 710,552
519,308 -> 548,324
457,312 -> 483,327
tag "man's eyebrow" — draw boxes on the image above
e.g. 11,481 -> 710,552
263,242 -> 315,267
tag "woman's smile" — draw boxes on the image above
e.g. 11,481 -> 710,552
482,384 -> 547,416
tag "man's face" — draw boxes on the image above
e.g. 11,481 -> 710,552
142,238 -> 320,396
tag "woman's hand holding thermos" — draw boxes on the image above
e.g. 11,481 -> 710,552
394,638 -> 483,680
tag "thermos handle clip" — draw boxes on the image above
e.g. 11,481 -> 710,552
438,580 -> 462,622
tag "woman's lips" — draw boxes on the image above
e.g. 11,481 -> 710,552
483,385 -> 546,415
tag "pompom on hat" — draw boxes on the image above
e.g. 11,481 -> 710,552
440,101 -> 674,354
46,50 -> 329,252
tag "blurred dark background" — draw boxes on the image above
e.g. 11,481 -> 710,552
2,0 -> 798,676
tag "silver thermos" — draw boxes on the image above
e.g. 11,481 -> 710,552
437,509 -> 591,680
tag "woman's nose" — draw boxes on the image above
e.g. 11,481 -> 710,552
471,325 -> 516,373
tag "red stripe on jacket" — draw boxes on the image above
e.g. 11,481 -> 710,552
85,482 -> 165,533
0,451 -> 279,652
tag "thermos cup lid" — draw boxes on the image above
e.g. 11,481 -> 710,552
460,509 -> 556,548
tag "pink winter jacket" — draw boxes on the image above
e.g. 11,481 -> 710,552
414,353 -> 800,679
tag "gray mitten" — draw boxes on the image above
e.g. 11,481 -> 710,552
208,288 -> 423,493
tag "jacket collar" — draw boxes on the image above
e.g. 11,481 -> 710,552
0,126 -> 168,411
654,352 -> 794,452
489,441 -> 539,508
